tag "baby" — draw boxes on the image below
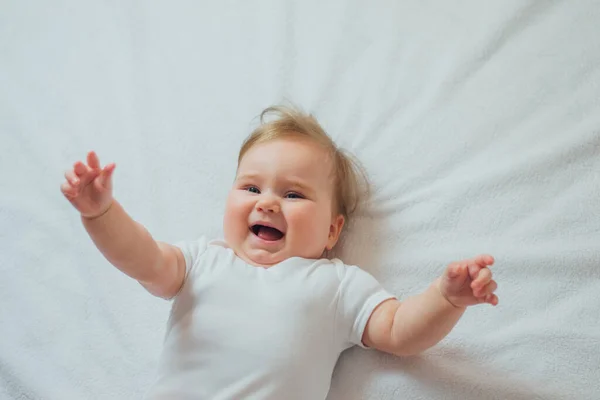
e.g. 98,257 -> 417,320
61,106 -> 498,399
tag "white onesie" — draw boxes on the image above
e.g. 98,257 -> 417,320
145,237 -> 395,400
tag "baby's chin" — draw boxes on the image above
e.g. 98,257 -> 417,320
239,247 -> 288,268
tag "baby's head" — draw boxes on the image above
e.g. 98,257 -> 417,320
223,105 -> 368,267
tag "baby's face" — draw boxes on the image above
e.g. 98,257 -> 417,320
224,138 -> 344,267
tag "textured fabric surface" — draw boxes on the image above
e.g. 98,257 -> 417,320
1,1 -> 599,399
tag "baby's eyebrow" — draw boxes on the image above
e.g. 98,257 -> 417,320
283,178 -> 316,195
235,173 -> 259,181
285,179 -> 309,189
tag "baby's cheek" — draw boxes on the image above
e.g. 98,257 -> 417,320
223,204 -> 246,238
298,212 -> 329,242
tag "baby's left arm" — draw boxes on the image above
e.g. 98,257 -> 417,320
362,255 -> 498,357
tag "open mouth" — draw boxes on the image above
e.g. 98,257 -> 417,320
250,224 -> 285,241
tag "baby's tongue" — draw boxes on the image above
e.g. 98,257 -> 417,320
257,226 -> 283,241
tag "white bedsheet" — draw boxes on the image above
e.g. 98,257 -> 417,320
1,1 -> 599,399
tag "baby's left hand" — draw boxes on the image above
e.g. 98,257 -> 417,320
437,254 -> 498,308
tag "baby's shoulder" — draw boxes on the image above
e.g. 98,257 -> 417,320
305,257 -> 364,284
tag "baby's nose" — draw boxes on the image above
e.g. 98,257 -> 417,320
256,198 -> 280,213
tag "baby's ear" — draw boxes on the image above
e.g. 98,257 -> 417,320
326,215 -> 345,250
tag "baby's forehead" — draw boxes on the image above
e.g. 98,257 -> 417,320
243,138 -> 331,164
240,147 -> 333,177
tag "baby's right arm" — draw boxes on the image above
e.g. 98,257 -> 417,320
60,151 -> 186,299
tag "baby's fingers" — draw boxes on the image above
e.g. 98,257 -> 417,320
95,163 -> 116,190
471,267 -> 493,288
484,293 -> 499,306
87,151 -> 101,170
74,157 -> 104,186
73,161 -> 89,177
64,169 -> 80,186
474,279 -> 497,298
471,254 -> 494,268
60,181 -> 78,198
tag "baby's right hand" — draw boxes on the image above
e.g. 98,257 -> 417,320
60,151 -> 116,219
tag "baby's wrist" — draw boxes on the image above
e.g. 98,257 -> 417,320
435,278 -> 465,309
81,200 -> 114,220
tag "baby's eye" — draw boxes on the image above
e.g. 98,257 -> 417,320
285,192 -> 304,199
246,186 -> 260,194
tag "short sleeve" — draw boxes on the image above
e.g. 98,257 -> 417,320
173,236 -> 209,283
336,264 -> 396,349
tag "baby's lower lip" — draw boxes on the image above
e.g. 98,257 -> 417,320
258,237 -> 281,242
249,229 -> 285,243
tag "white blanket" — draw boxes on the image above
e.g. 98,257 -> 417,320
1,1 -> 599,399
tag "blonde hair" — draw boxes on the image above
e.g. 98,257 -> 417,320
238,105 -> 370,221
